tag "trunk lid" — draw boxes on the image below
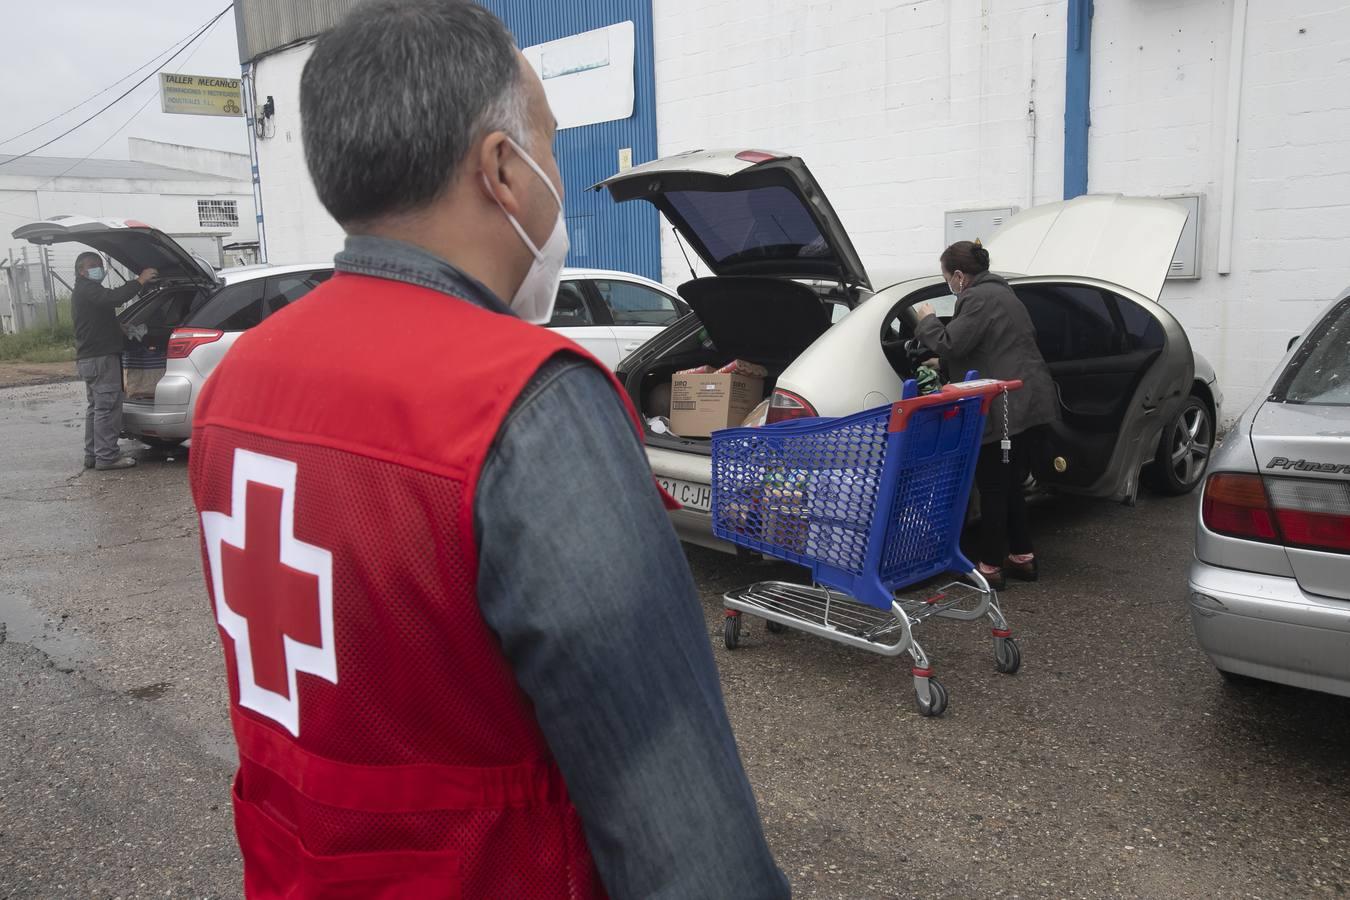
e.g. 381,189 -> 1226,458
12,216 -> 220,288
1250,295 -> 1350,599
593,150 -> 870,289
1250,403 -> 1350,600
983,195 -> 1188,302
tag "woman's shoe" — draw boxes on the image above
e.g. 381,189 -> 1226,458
974,566 -> 1006,591
1003,556 -> 1039,582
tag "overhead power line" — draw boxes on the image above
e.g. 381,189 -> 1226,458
0,21 -> 203,149
0,4 -> 233,170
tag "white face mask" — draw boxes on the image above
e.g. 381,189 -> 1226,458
486,137 -> 568,324
87,266 -> 106,283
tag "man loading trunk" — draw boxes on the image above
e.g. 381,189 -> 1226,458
71,251 -> 156,470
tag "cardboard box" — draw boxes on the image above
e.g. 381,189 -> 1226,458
670,373 -> 765,438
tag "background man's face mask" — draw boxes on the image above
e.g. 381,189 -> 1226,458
486,137 -> 569,324
86,266 -> 106,282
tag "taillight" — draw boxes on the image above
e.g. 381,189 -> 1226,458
765,389 -> 816,425
1202,473 -> 1278,542
168,328 -> 222,359
1266,478 -> 1350,553
1203,472 -> 1350,554
735,150 -> 781,164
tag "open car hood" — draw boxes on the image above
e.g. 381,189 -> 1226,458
983,195 -> 1188,302
11,216 -> 219,287
593,150 -> 870,289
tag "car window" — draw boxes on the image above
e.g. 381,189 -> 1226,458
664,185 -> 827,268
264,270 -> 332,316
548,281 -> 594,327
593,280 -> 681,326
1015,286 -> 1120,362
1116,297 -> 1165,351
1272,297 -> 1350,405
189,280 -> 267,331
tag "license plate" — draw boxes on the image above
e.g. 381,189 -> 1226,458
656,477 -> 712,513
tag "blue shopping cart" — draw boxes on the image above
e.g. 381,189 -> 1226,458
712,377 -> 1024,717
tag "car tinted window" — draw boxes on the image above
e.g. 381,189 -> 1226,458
1116,297 -> 1165,351
665,185 -> 827,268
594,280 -> 680,326
1015,286 -> 1119,362
265,270 -> 332,315
190,280 -> 266,331
548,281 -> 594,327
1272,297 -> 1350,405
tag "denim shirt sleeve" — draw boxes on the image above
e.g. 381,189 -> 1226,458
474,355 -> 790,900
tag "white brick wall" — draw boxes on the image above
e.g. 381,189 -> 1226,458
652,0 -> 1067,288
1090,0 -> 1350,415
655,0 -> 1350,415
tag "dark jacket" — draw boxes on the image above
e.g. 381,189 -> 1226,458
72,276 -> 144,359
915,271 -> 1058,443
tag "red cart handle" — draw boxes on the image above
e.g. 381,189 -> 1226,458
888,379 -> 1023,433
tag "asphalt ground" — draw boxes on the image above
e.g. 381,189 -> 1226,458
2,379 -> 1348,899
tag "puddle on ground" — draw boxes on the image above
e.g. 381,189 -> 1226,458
0,590 -> 90,666
126,681 -> 172,700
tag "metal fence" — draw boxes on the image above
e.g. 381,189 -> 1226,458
1,245 -> 59,334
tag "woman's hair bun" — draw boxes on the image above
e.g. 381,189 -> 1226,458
972,242 -> 990,268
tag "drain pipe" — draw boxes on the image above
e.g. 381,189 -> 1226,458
242,64 -> 269,264
1217,0 -> 1249,275
1063,0 -> 1093,199
1027,34 -> 1038,209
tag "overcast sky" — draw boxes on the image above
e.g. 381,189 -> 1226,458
0,0 -> 248,160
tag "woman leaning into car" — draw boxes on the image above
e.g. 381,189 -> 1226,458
914,239 -> 1058,590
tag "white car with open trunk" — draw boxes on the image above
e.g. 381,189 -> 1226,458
600,150 -> 1222,550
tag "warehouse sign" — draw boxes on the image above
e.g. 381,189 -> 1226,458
159,73 -> 243,117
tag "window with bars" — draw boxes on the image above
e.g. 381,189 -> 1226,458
197,199 -> 239,229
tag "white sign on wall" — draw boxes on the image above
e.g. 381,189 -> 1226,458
523,21 -> 635,131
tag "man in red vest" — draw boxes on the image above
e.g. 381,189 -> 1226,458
189,1 -> 788,897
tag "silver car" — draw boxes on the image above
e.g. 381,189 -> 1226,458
14,216 -> 687,445
1188,289 -> 1350,697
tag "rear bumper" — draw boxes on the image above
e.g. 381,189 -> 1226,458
1188,558 -> 1350,698
647,445 -> 732,553
122,403 -> 190,439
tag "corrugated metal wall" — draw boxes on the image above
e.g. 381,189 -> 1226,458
234,0 -> 360,63
480,0 -> 660,280
237,0 -> 660,280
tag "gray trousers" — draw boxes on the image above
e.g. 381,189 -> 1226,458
77,354 -> 123,464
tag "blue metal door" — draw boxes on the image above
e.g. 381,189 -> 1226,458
478,0 -> 660,281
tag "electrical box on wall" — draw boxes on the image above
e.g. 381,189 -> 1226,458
944,207 -> 1017,247
1165,194 -> 1202,280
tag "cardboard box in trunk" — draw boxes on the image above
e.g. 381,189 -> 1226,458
670,373 -> 765,438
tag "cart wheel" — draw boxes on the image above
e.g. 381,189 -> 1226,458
765,619 -> 788,634
916,678 -> 948,717
994,637 -> 1022,675
723,616 -> 742,650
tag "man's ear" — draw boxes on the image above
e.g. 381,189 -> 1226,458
477,131 -> 523,217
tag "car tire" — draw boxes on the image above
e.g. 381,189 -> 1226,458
1149,393 -> 1214,495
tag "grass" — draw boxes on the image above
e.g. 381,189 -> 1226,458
0,300 -> 76,364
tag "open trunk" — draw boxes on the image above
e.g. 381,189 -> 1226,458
118,283 -> 208,400
626,276 -> 836,450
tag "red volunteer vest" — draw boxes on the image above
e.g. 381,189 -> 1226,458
190,272 -> 658,898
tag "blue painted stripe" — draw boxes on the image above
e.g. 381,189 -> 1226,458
1063,0 -> 1093,199
477,1 -> 660,281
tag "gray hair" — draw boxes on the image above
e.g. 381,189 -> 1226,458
300,0 -> 528,226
